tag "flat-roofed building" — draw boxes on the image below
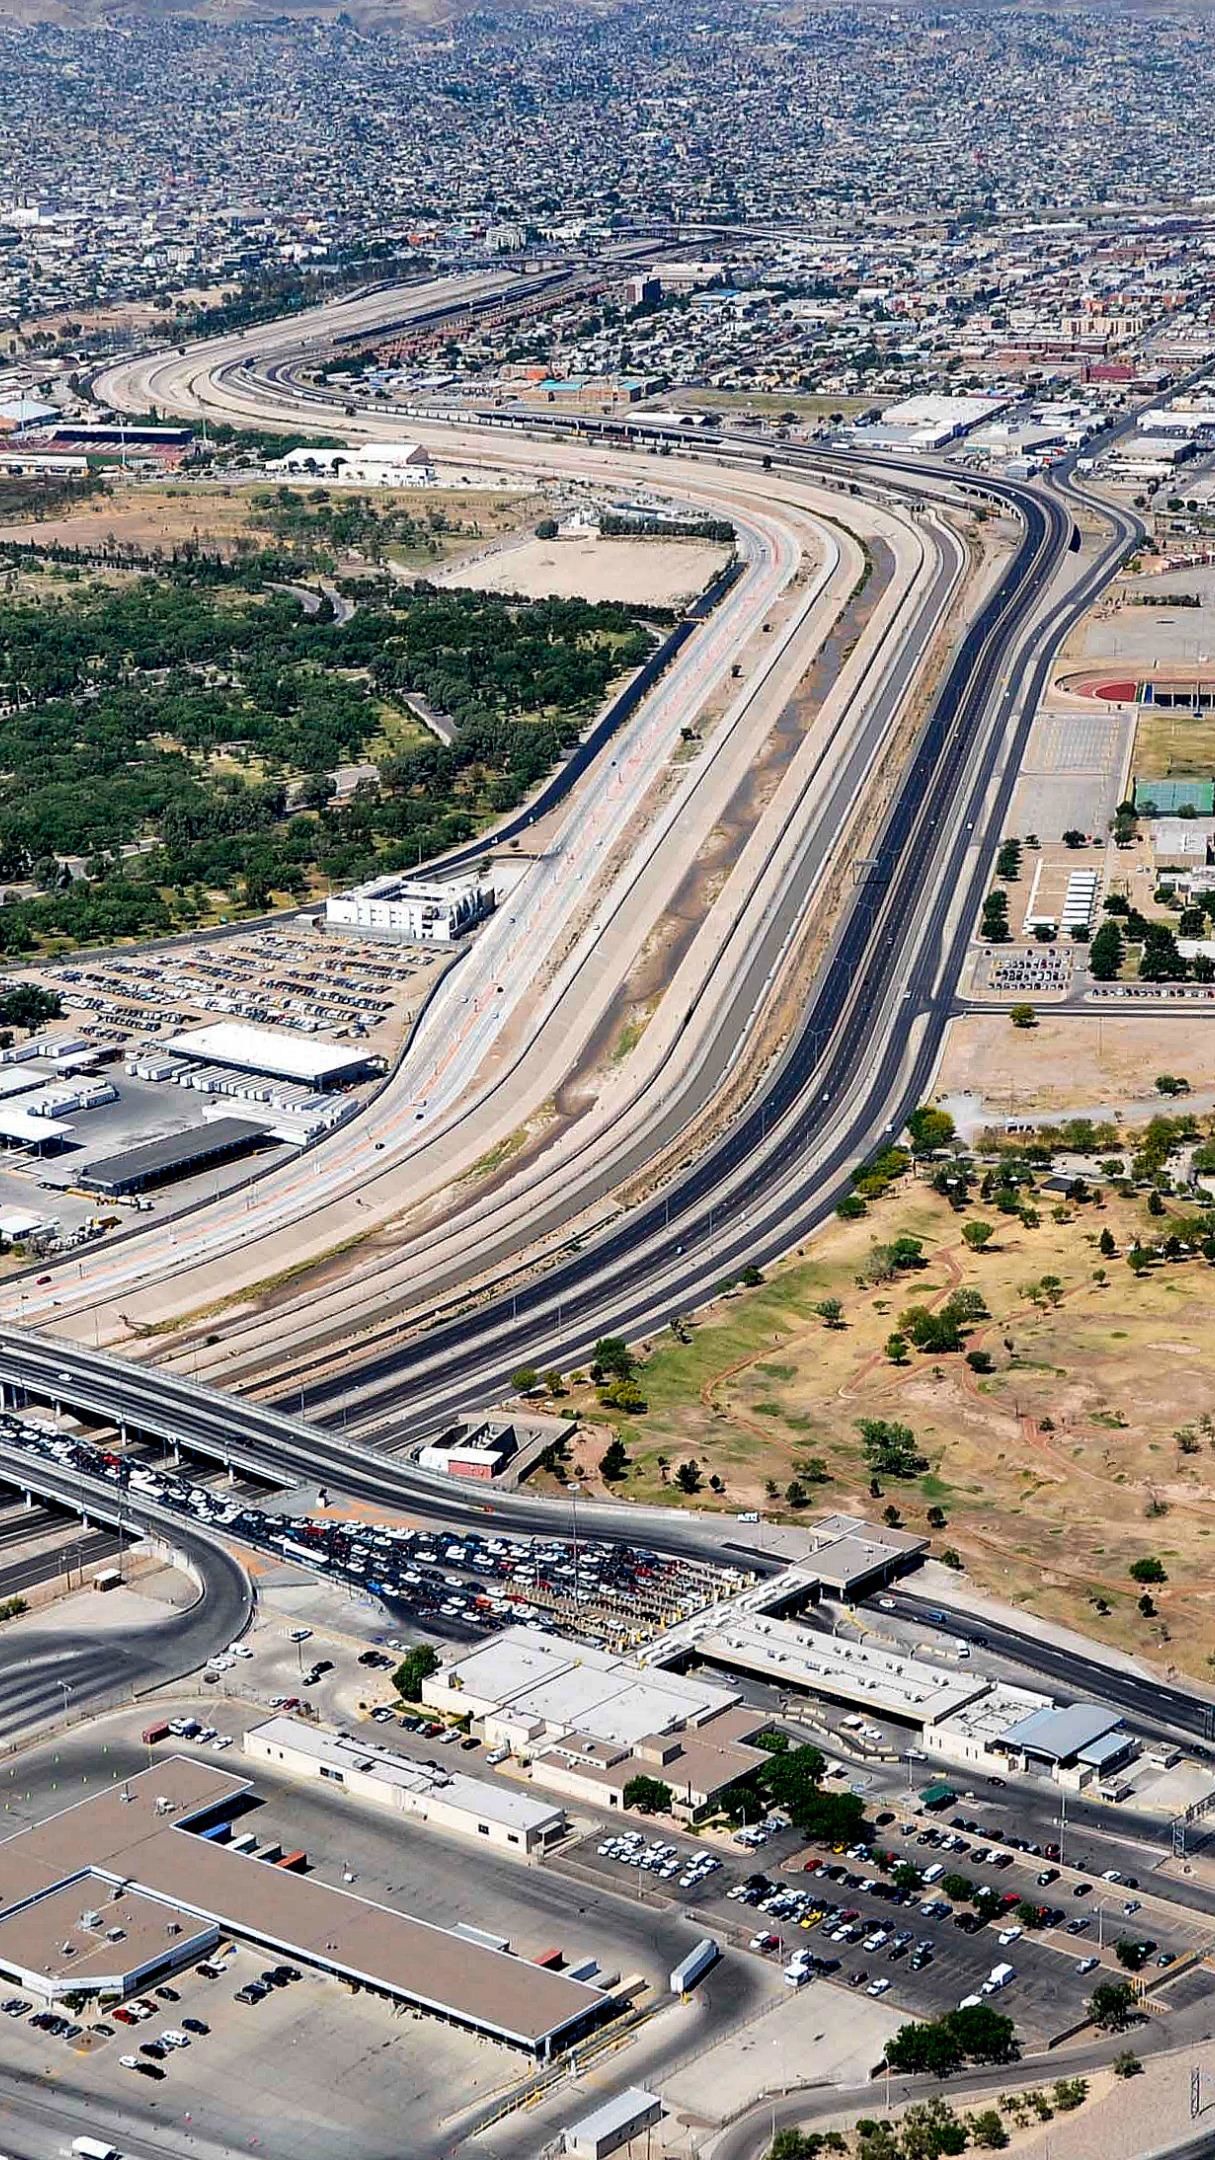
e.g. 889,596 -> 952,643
244,1715 -> 565,1855
0,1758 -> 605,2055
0,1875 -> 218,2002
694,1613 -> 988,1729
164,1021 -> 377,1090
564,2087 -> 663,2159
326,871 -> 494,944
423,1626 -> 740,1750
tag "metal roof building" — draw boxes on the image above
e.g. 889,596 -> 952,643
79,1117 -> 268,1195
164,1021 -> 376,1090
563,2087 -> 663,2159
998,1701 -> 1125,1765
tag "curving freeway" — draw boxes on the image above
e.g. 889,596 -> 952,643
0,286 -> 1138,1540
0,1453 -> 251,1742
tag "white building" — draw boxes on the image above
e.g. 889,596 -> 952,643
244,1716 -> 565,1857
326,872 -> 494,944
851,394 -> 1011,451
267,441 -> 435,488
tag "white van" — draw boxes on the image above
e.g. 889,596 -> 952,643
72,2139 -> 124,2160
922,1862 -> 945,1884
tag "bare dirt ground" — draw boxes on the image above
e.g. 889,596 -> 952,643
937,1012 -> 1215,1123
434,531 -> 731,607
559,1166 -> 1215,1679
0,477 -> 533,562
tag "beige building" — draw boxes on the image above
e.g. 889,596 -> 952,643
244,1716 -> 565,1857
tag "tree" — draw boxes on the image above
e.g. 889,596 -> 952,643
813,1297 -> 845,1329
674,1459 -> 702,1494
510,1366 -> 540,1394
785,1479 -> 809,1508
900,2098 -> 968,2159
1089,1979 -> 1137,2030
940,1872 -> 974,1902
1116,1938 -> 1149,1972
0,984 -> 62,1034
855,2126 -> 900,2160
967,2111 -> 1009,2150
857,1417 -> 927,1479
767,2134 -> 834,2160
907,1105 -> 956,1156
885,2019 -> 963,2076
1113,2050 -> 1143,2078
1129,1556 -> 1166,1584
962,1220 -> 995,1252
1009,1003 -> 1037,1029
592,1336 -> 634,1381
1089,920 -> 1124,980
885,1332 -> 909,1364
599,1437 -> 629,1482
946,2002 -> 1018,2063
393,1643 -> 439,1703
622,1774 -> 671,1814
1099,1226 -> 1117,1256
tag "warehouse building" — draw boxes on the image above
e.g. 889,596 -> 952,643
163,1021 -> 378,1090
244,1716 -> 566,1855
267,442 -> 435,487
0,1760 -> 605,2055
78,1116 -> 269,1197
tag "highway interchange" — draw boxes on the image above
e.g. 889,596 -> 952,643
0,259 -> 1147,1679
0,263 -> 1201,2160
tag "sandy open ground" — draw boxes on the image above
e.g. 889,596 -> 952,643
0,477 -> 533,561
560,1151 -> 1215,1676
436,531 -> 732,607
937,1011 -> 1215,1124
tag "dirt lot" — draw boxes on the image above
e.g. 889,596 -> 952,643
937,1011 -> 1215,1124
0,476 -> 534,564
436,530 -> 732,607
565,1170 -> 1215,1677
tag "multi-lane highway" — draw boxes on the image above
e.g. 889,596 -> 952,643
0,287 -> 1136,1547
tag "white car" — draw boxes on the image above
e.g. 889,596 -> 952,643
288,1627 -> 312,1643
230,1644 -> 254,1659
866,1977 -> 891,1997
997,1927 -> 1022,1947
119,2053 -> 140,2070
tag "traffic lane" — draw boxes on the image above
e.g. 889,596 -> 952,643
0,1526 -> 121,1598
881,1590 -> 1215,1749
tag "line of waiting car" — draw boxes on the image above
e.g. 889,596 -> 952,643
0,1413 -> 738,1652
597,1830 -> 724,1892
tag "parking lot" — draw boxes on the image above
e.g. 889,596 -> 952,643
38,920 -> 435,1065
0,1411 -> 745,1655
567,1790 -> 1211,2049
0,1935 -> 517,2160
